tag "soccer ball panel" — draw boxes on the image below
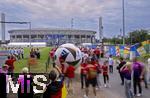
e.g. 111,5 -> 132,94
54,44 -> 82,68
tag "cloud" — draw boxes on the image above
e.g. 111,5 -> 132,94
1,0 -> 120,20
0,0 -> 150,40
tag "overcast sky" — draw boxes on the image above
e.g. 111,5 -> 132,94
0,0 -> 150,40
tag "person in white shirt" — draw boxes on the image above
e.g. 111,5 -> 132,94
21,48 -> 24,59
108,55 -> 114,73
14,48 -> 18,57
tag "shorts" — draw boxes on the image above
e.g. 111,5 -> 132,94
86,78 -> 97,88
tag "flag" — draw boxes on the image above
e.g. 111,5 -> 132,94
134,43 -> 147,56
120,46 -> 124,57
130,44 -> 140,56
62,84 -> 67,98
124,46 -> 130,54
137,46 -> 146,56
142,40 -> 150,53
124,46 -> 130,58
142,40 -> 148,46
116,46 -> 120,56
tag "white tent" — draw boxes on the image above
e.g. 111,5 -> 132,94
7,42 -> 46,47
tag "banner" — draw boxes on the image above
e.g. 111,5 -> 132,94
109,46 -> 116,56
47,34 -> 65,39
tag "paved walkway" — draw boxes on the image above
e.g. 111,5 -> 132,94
67,60 -> 150,98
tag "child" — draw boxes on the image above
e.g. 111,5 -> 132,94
18,67 -> 33,98
102,61 -> 110,87
120,62 -> 133,98
43,66 -> 65,98
108,55 -> 114,73
0,65 -> 9,98
0,64 -> 9,74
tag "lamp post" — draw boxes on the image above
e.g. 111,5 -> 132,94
122,0 -> 125,45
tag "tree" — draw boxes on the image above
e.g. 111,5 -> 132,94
102,29 -> 149,45
128,29 -> 150,44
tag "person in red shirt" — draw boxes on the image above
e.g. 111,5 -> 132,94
49,48 -> 55,59
80,60 -> 87,89
94,48 -> 100,60
66,65 -> 75,91
5,55 -> 16,74
49,48 -> 57,67
84,59 -> 97,98
95,60 -> 102,89
102,60 -> 110,88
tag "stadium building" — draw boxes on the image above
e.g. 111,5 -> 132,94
8,28 -> 96,46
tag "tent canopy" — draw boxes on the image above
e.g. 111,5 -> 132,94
7,42 -> 46,47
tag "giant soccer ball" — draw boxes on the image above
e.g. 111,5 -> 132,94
54,43 -> 82,68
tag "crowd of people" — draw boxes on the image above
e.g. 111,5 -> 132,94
47,46 -> 150,98
79,47 -> 112,98
1,47 -> 41,76
4,47 -> 24,60
30,48 -> 41,59
0,46 -> 149,98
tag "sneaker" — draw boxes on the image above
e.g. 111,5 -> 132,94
83,94 -> 88,98
145,86 -> 148,89
104,84 -> 107,88
136,93 -> 142,97
121,83 -> 124,85
96,87 -> 99,90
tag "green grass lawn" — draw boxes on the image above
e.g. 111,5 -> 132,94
14,47 -> 52,73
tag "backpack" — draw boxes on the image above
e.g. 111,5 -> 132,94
133,62 -> 142,78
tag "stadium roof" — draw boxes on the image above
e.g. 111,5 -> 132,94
8,28 -> 96,34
